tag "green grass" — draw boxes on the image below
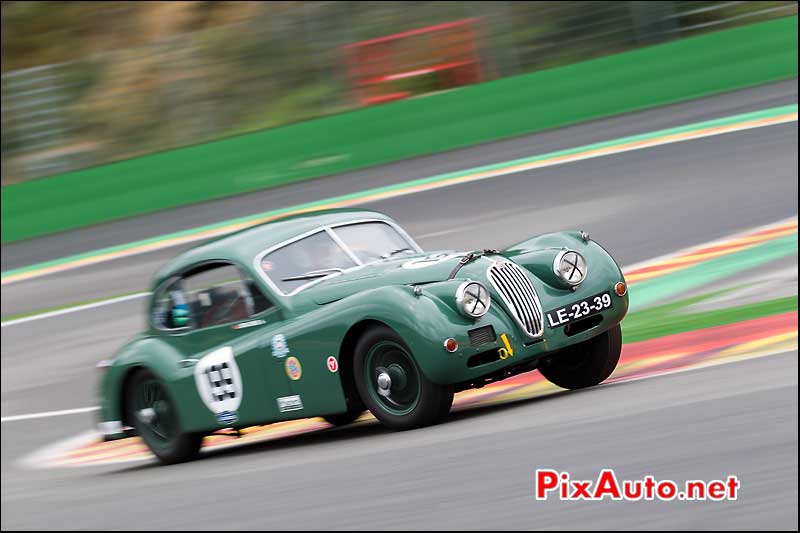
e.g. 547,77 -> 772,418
622,293 -> 798,344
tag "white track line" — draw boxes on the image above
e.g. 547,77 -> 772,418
1,292 -> 149,328
1,406 -> 99,423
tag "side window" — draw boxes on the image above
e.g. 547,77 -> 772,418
152,263 -> 273,331
183,263 -> 273,329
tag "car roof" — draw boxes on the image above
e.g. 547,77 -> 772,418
152,208 -> 397,288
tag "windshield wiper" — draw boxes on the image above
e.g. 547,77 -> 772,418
281,268 -> 344,282
380,248 -> 413,259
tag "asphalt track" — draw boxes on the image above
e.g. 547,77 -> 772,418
1,80 -> 798,530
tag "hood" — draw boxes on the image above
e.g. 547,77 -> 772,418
304,251 -> 467,304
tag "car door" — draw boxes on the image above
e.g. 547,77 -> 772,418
152,262 -> 291,428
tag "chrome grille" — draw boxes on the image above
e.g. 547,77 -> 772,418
487,261 -> 544,337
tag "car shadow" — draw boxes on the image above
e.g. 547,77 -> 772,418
100,384 -> 600,475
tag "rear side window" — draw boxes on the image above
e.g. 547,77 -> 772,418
152,262 -> 273,331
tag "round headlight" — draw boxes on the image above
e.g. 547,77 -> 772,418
456,281 -> 491,318
553,250 -> 587,286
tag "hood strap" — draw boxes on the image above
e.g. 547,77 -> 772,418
448,249 -> 499,280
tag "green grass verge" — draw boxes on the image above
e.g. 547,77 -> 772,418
622,294 -> 798,344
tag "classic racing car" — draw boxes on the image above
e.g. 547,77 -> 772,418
97,209 -> 628,463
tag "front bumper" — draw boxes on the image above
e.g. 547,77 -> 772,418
423,281 -> 628,385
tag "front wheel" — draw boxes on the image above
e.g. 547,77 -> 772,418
539,324 -> 622,390
126,369 -> 203,464
354,326 -> 453,430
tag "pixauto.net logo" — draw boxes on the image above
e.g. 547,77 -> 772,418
534,469 -> 740,501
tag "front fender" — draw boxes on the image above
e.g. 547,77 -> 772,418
503,231 -> 625,289
322,284 -> 521,384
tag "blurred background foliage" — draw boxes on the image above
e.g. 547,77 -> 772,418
1,1 -> 796,184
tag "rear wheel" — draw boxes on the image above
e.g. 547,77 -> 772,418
539,324 -> 622,390
354,326 -> 453,430
126,369 -> 203,464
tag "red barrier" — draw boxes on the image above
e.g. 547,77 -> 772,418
342,18 -> 485,106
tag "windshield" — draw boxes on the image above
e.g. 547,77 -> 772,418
259,221 -> 417,295
334,221 -> 415,263
261,231 -> 357,294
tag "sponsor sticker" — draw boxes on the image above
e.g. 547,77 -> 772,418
276,395 -> 304,413
285,356 -> 302,380
193,346 -> 243,416
216,410 -> 239,425
326,356 -> 339,373
271,334 -> 290,358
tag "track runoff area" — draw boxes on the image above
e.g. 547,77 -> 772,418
18,217 -> 797,469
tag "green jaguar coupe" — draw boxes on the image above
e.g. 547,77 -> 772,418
97,209 -> 628,463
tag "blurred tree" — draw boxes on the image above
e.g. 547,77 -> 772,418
1,1 -> 796,184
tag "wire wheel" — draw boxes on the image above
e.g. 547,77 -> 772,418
364,340 -> 421,416
354,326 -> 454,430
132,375 -> 179,450
124,370 -> 203,464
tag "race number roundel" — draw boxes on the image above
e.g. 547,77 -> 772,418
326,356 -> 338,373
193,346 -> 242,415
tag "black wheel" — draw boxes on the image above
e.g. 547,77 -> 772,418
539,324 -> 622,390
126,369 -> 203,464
323,409 -> 364,427
353,326 -> 453,430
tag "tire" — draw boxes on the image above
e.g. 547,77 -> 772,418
126,369 -> 203,465
323,409 -> 364,427
539,324 -> 622,390
353,326 -> 453,430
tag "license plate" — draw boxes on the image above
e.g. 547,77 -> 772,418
546,291 -> 613,328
